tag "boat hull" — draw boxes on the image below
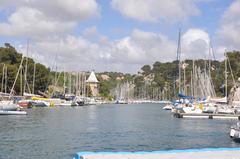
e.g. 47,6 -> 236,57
0,110 -> 27,115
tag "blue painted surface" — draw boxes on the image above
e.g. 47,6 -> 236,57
74,147 -> 240,159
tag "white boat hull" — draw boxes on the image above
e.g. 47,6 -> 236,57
0,101 -> 19,111
162,105 -> 173,110
183,107 -> 203,114
0,110 -> 27,115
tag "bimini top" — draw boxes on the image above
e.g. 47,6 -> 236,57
86,71 -> 99,83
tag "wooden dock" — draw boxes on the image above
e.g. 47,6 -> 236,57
173,112 -> 240,120
73,148 -> 240,159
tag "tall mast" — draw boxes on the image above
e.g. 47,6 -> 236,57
1,64 -> 5,93
183,63 -> 186,95
177,29 -> 182,94
23,39 -> 29,94
20,66 -> 23,95
5,66 -> 7,93
69,73 -> 72,94
191,70 -> 193,96
32,62 -> 36,94
84,73 -> 86,97
63,70 -> 66,94
225,52 -> 228,100
10,55 -> 24,97
192,60 -> 195,97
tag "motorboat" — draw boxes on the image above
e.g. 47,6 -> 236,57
30,100 -> 51,107
217,106 -> 234,114
59,100 -> 78,106
202,103 -> 217,113
230,122 -> 240,142
116,99 -> 128,104
162,104 -> 173,110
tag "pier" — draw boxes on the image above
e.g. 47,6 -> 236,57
173,112 -> 240,120
73,148 -> 240,159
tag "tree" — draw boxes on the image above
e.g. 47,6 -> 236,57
141,65 -> 151,75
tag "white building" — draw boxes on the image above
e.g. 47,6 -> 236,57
86,71 -> 99,97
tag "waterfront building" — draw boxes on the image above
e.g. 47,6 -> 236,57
86,71 -> 99,97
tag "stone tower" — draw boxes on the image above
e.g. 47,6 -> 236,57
86,71 -> 99,97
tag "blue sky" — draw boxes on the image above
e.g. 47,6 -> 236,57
0,0 -> 239,73
73,0 -> 233,41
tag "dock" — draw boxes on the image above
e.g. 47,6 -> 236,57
173,112 -> 240,120
73,148 -> 240,159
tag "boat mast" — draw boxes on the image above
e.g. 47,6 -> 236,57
23,40 -> 29,94
183,63 -> 186,95
1,64 -> 5,93
32,62 -> 36,94
63,70 -> 66,94
225,52 -> 228,100
10,55 -> 24,97
177,29 -> 182,94
5,66 -> 7,93
20,66 -> 23,95
83,73 -> 86,98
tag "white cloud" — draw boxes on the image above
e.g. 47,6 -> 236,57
111,0 -> 200,22
15,27 -> 215,73
27,0 -> 100,21
217,0 -> 240,50
181,29 -> 210,59
19,29 -> 176,73
0,0 -> 100,38
0,7 -> 76,38
82,26 -> 109,44
0,0 -> 24,9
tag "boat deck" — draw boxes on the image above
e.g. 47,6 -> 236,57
73,148 -> 240,159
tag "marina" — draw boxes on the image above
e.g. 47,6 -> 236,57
1,1 -> 240,158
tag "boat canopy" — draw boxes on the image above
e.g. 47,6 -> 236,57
178,93 -> 194,99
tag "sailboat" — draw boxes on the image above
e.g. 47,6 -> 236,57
0,64 -> 18,111
0,54 -> 27,115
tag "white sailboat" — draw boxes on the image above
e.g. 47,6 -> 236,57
0,54 -> 27,115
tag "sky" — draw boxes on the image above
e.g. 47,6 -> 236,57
0,0 -> 239,73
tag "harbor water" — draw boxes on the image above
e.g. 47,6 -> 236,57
0,104 -> 239,159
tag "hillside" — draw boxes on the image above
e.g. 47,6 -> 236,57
1,43 -> 240,100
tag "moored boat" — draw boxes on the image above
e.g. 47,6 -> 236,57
162,104 -> 173,110
202,103 -> 217,113
230,122 -> 240,142
0,100 -> 19,111
116,99 -> 128,104
0,110 -> 27,115
217,106 -> 234,114
182,106 -> 203,114
18,100 -> 33,108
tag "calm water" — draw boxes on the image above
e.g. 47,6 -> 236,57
0,104 -> 239,159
